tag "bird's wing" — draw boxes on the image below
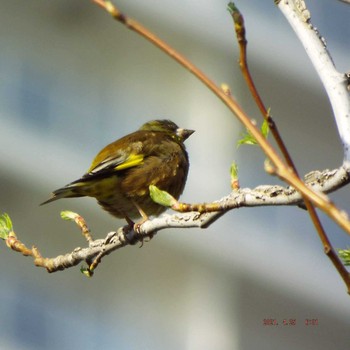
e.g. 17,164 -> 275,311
88,152 -> 144,175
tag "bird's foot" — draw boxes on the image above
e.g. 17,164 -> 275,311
133,216 -> 152,248
124,214 -> 151,247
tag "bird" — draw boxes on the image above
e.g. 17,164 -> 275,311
41,119 -> 194,224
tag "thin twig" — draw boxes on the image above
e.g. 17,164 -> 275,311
228,3 -> 296,171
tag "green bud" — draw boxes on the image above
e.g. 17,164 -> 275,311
0,213 -> 13,240
80,265 -> 93,277
338,248 -> 350,266
149,185 -> 177,207
60,211 -> 79,221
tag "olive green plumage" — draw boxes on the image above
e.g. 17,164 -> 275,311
41,120 -> 194,221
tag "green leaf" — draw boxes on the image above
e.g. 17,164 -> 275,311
80,265 -> 93,277
237,119 -> 270,148
227,2 -> 238,15
0,213 -> 13,240
60,211 -> 79,221
338,248 -> 350,266
261,119 -> 270,138
149,185 -> 177,207
237,132 -> 258,147
230,162 -> 239,181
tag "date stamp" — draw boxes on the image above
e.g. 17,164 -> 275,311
263,318 -> 318,326
304,318 -> 319,326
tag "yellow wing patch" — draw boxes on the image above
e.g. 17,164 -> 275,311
114,154 -> 144,171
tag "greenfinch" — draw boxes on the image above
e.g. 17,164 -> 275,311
41,120 -> 194,222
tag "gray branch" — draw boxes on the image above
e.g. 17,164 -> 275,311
44,165 -> 350,273
276,0 -> 350,165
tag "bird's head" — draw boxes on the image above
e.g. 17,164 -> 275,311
140,119 -> 194,142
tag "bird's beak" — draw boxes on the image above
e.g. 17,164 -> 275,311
176,128 -> 195,141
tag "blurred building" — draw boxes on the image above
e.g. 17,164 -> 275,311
1,1 -> 350,349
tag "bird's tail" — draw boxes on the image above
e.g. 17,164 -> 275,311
40,183 -> 84,205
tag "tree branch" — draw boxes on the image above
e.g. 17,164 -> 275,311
2,166 -> 349,274
276,0 -> 350,166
